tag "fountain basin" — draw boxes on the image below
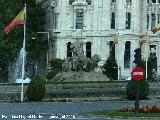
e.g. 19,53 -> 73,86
15,78 -> 31,83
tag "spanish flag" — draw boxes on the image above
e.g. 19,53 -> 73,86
152,23 -> 160,34
5,8 -> 24,33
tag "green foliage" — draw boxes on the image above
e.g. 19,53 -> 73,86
0,0 -> 46,82
26,0 -> 47,61
126,79 -> 149,100
26,75 -> 45,101
139,57 -> 157,81
102,55 -> 118,80
47,59 -> 63,79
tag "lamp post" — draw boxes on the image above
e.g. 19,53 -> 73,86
37,32 -> 50,68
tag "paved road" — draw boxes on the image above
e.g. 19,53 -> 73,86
0,99 -> 159,120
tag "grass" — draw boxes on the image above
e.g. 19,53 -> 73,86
88,110 -> 160,118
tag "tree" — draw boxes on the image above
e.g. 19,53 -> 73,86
0,0 -> 46,82
139,57 -> 157,81
102,55 -> 118,80
47,59 -> 63,80
26,75 -> 45,101
126,79 -> 149,100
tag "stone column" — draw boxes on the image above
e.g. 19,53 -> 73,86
116,0 -> 125,30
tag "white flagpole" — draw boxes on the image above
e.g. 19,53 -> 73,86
145,33 -> 148,80
21,4 -> 26,102
117,44 -> 120,81
115,33 -> 120,81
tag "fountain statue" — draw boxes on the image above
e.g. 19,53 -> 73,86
52,40 -> 110,82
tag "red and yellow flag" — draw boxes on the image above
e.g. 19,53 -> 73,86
5,8 -> 24,33
152,23 -> 160,34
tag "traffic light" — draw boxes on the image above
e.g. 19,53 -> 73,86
133,48 -> 141,66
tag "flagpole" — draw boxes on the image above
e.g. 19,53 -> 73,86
116,33 -> 120,81
21,4 -> 26,102
117,44 -> 120,81
145,33 -> 148,80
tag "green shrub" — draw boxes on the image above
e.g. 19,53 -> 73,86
26,75 -> 45,101
126,79 -> 149,100
47,59 -> 63,79
102,55 -> 118,80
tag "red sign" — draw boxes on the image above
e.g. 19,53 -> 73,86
131,67 -> 145,81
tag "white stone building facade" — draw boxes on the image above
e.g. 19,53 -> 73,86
40,0 -> 160,80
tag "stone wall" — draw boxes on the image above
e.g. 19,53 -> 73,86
0,82 -> 160,102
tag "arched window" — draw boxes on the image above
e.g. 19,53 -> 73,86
76,12 -> 84,29
111,12 -> 115,29
152,0 -> 156,3
109,41 -> 115,59
126,13 -> 131,29
86,42 -> 91,58
69,0 -> 74,5
126,0 -> 131,2
86,0 -> 91,5
147,14 -> 149,29
124,41 -> 131,68
151,13 -> 156,30
67,42 -> 72,57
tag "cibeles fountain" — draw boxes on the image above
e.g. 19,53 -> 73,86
52,40 -> 110,82
13,48 -> 31,83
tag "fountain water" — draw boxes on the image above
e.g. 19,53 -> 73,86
14,48 -> 31,83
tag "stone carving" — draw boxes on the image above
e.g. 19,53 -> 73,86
125,1 -> 132,13
62,40 -> 100,72
72,0 -> 88,12
146,3 -> 160,13
110,2 -> 117,12
70,40 -> 83,57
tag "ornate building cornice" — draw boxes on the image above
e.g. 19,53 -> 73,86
146,3 -> 160,13
72,0 -> 88,12
110,2 -> 117,12
125,1 -> 132,13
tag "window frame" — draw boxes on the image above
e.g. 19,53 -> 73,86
125,12 -> 131,29
76,12 -> 84,29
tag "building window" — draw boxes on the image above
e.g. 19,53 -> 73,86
109,41 -> 115,59
159,0 -> 160,3
126,13 -> 131,29
67,42 -> 72,58
86,42 -> 91,58
86,0 -> 91,5
150,45 -> 156,58
112,0 -> 116,2
151,13 -> 156,30
111,12 -> 115,29
126,0 -> 131,2
147,14 -> 149,29
53,13 -> 58,29
69,0 -> 74,5
124,41 -> 130,68
76,12 -> 84,29
158,14 -> 160,23
152,0 -> 156,3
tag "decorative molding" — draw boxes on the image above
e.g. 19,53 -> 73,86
146,3 -> 160,13
125,1 -> 133,13
110,2 -> 117,12
72,0 -> 88,12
